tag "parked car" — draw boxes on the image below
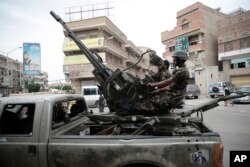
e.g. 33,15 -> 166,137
208,81 -> 235,98
186,84 -> 201,99
232,85 -> 250,104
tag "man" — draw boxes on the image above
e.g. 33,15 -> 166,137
98,94 -> 105,112
144,51 -> 171,82
132,50 -> 190,115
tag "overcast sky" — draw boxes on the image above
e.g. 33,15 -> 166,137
0,0 -> 249,82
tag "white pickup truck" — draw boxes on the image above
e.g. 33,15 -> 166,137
0,94 -> 223,167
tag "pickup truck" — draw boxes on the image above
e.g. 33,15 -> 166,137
0,94 -> 223,167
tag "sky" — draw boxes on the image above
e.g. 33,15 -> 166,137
0,0 -> 249,82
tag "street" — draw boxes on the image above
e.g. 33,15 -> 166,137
90,97 -> 250,166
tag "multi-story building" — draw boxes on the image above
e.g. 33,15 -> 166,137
63,16 -> 148,94
0,53 -> 24,95
217,8 -> 250,87
161,2 -> 228,95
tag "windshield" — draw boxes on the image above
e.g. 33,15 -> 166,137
187,85 -> 198,91
238,87 -> 250,93
210,82 -> 222,87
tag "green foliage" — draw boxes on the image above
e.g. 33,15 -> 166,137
27,83 -> 40,93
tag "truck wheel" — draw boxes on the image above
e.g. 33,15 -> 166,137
210,95 -> 215,98
195,96 -> 198,99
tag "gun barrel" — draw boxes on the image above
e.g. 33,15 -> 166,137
50,11 -> 110,79
182,93 -> 250,117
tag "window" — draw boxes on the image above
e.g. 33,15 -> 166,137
240,36 -> 250,49
224,41 -> 233,52
182,23 -> 189,30
0,104 -> 35,135
218,61 -> 223,71
169,46 -> 175,52
84,88 -> 97,95
238,62 -> 246,68
189,35 -> 198,46
231,57 -> 250,69
52,99 -> 88,129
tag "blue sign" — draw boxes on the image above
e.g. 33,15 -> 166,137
175,36 -> 189,51
23,43 -> 41,76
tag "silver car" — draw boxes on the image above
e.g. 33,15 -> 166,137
232,85 -> 250,104
208,81 -> 235,98
186,84 -> 201,99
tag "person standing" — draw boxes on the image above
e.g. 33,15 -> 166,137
223,86 -> 232,106
98,94 -> 105,112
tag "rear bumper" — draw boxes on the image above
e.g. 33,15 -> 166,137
208,92 -> 224,96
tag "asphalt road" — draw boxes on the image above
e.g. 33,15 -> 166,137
90,97 -> 250,166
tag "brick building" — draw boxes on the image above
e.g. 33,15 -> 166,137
62,16 -> 148,94
217,8 -> 250,86
161,2 -> 228,95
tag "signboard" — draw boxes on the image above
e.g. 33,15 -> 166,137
175,36 -> 189,51
68,64 -> 94,79
23,43 -> 41,75
63,37 -> 104,52
64,53 -> 106,65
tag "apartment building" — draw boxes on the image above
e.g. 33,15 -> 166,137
0,53 -> 24,95
217,8 -> 250,87
161,2 -> 228,95
63,16 -> 148,94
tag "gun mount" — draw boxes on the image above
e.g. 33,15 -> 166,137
77,93 -> 249,136
50,11 -> 155,114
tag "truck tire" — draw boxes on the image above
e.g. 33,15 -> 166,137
210,95 -> 215,98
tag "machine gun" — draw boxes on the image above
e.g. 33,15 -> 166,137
50,11 -> 153,113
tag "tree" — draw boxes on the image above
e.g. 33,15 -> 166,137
27,83 -> 40,93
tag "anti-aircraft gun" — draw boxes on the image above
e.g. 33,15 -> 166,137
50,11 -> 154,114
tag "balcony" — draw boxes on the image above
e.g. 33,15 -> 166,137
188,42 -> 205,53
104,40 -> 128,59
161,21 -> 205,41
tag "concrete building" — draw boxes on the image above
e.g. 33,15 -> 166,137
161,2 -> 228,95
0,53 -> 24,95
217,8 -> 250,87
63,16 -> 148,94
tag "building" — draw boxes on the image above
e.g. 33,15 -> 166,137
161,2 -> 228,95
217,8 -> 250,87
0,53 -> 24,95
63,16 -> 148,94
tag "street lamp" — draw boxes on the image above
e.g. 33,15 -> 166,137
6,46 -> 22,57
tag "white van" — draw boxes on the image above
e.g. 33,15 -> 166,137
81,86 -> 101,107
